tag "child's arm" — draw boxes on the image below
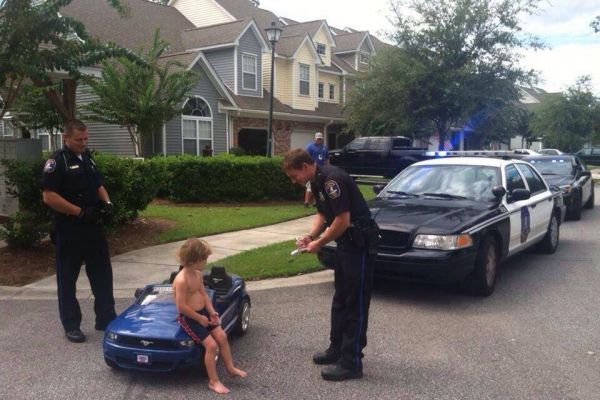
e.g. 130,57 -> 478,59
173,278 -> 210,327
198,279 -> 220,324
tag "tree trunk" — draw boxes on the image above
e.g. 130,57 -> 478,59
127,126 -> 141,157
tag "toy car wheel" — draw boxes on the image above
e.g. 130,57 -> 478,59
104,357 -> 119,369
584,187 -> 595,209
233,298 -> 250,336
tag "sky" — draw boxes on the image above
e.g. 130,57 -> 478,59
259,0 -> 600,94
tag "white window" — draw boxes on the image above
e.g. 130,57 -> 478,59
37,130 -> 63,151
1,120 -> 14,137
318,83 -> 324,99
316,43 -> 326,55
299,64 -> 310,96
359,52 -> 370,64
242,54 -> 257,91
329,84 -> 335,100
181,97 -> 212,156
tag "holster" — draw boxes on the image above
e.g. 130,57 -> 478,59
347,218 -> 381,255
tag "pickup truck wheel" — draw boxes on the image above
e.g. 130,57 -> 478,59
566,192 -> 582,220
536,212 -> 559,254
232,298 -> 250,337
584,186 -> 595,209
464,236 -> 498,297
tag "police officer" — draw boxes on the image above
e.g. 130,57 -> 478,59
283,148 -> 379,381
42,120 -> 116,343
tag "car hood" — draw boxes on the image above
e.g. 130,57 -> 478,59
369,197 -> 496,234
107,299 -> 186,340
541,174 -> 573,187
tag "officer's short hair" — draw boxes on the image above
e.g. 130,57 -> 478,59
282,149 -> 314,170
178,238 -> 212,266
64,120 -> 87,135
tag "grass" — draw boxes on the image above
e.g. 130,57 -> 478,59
141,202 -> 315,244
359,183 -> 379,201
208,240 -> 324,280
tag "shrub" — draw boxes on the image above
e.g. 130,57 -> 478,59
0,211 -> 50,248
229,147 -> 246,156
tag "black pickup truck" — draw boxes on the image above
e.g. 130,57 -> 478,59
329,136 -> 430,178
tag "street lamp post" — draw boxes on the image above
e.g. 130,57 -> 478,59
265,22 -> 281,157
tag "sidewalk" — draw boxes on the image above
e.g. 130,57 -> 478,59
0,215 -> 333,300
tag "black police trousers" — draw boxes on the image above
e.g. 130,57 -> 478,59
54,223 -> 116,331
329,242 -> 374,372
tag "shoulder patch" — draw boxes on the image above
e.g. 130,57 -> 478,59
325,180 -> 341,199
44,159 -> 56,173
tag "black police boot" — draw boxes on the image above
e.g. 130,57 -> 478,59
313,348 -> 341,365
65,329 -> 86,343
321,364 -> 363,381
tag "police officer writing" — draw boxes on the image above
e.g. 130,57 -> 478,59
282,149 -> 379,381
42,120 -> 116,343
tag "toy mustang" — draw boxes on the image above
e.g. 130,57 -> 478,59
102,266 -> 250,372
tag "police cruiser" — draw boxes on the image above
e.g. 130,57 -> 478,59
318,152 -> 566,296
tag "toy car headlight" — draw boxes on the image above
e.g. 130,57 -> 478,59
106,331 -> 118,341
413,234 -> 473,250
179,339 -> 195,347
559,184 -> 572,193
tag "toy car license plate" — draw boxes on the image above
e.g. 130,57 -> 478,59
136,354 -> 149,364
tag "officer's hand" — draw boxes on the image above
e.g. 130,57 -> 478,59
99,201 -> 114,218
78,206 -> 101,224
305,240 -> 322,254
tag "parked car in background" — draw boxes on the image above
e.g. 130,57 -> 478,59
525,155 -> 594,220
575,147 -> 600,166
329,136 -> 430,178
513,148 -> 541,155
318,154 -> 565,296
538,149 -> 564,156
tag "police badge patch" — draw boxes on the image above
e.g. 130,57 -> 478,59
325,180 -> 340,199
44,159 -> 56,173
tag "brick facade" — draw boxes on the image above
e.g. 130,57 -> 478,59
232,117 -> 326,155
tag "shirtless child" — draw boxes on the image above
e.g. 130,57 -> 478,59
173,238 -> 247,394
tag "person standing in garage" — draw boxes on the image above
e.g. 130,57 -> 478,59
283,149 -> 379,381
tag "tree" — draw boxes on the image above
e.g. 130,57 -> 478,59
592,16 -> 600,33
346,0 -> 541,150
250,0 -> 260,6
531,76 -> 599,153
0,0 -> 135,123
83,31 -> 200,157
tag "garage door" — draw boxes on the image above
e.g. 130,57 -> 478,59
290,130 -> 316,151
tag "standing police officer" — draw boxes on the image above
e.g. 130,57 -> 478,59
283,149 -> 379,381
42,120 -> 116,343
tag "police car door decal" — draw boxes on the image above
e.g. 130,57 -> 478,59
520,207 -> 530,243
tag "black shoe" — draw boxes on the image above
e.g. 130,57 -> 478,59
321,364 -> 363,381
313,348 -> 341,365
65,329 -> 86,343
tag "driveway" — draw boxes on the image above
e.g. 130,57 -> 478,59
1,198 -> 599,399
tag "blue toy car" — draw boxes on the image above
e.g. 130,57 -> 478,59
103,266 -> 250,372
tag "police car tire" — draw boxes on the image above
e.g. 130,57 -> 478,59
537,213 -> 559,254
584,187 -> 594,209
464,236 -> 498,297
104,357 -> 119,369
232,298 -> 250,337
567,193 -> 582,221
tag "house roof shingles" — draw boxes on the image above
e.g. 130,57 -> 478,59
333,31 -> 367,53
181,20 -> 250,49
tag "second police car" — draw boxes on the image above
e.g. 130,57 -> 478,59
318,152 -> 566,296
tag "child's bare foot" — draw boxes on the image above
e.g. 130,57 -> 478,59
208,380 -> 230,394
227,367 -> 247,378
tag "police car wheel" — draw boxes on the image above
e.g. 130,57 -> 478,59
536,213 -> 559,254
584,187 -> 594,210
464,236 -> 498,297
232,298 -> 250,337
104,357 -> 118,369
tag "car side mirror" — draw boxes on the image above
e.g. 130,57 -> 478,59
509,188 -> 531,202
373,184 -> 385,194
492,185 -> 506,199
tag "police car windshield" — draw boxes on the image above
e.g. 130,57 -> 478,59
528,159 -> 573,176
384,164 -> 501,202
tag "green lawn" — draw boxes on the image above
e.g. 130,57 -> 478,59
208,240 -> 324,280
141,184 -> 378,244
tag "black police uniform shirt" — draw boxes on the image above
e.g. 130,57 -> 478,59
42,147 -> 103,227
310,165 -> 371,235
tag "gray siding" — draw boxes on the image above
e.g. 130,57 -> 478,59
237,29 -> 263,98
77,85 -> 135,156
205,48 -> 235,91
0,120 -> 4,136
360,39 -> 372,55
165,67 -> 228,156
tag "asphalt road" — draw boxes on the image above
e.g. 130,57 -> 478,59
1,205 -> 599,399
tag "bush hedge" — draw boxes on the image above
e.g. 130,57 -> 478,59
0,153 -> 302,248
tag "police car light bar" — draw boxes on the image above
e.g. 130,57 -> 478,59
425,150 -> 528,159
